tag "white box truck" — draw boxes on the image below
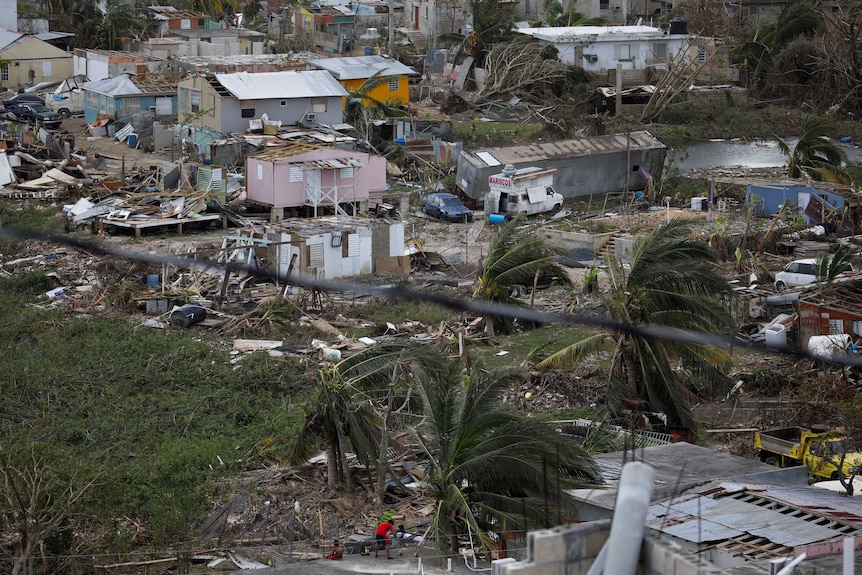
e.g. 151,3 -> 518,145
44,76 -> 87,118
484,164 -> 564,218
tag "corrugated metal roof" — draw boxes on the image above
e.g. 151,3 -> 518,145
647,493 -> 838,546
466,131 -> 665,166
0,30 -> 23,51
214,70 -> 347,100
82,75 -> 142,97
307,55 -> 415,80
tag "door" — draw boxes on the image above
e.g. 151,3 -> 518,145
414,6 -> 419,30
306,169 -> 321,203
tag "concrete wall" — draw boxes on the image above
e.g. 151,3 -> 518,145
500,520 -> 723,575
536,230 -> 617,255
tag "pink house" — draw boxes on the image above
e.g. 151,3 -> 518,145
246,143 -> 388,221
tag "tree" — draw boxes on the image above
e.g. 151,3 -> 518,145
815,243 -> 856,291
288,365 -> 380,487
0,449 -> 98,575
537,219 -> 737,430
344,71 -> 408,142
334,343 -> 449,504
777,115 -> 850,183
474,213 -> 572,335
410,360 -> 600,555
98,0 -> 154,50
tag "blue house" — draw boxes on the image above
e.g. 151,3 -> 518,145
82,74 -> 178,124
746,180 -> 862,234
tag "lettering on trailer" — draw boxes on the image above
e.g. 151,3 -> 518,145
488,176 -> 512,187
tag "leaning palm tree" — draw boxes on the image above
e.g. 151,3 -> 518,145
815,243 -> 856,292
288,364 -> 380,487
777,115 -> 849,183
334,342 -> 450,503
474,213 -> 572,335
411,360 -> 600,555
537,219 -> 737,430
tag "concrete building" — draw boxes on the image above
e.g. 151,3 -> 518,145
455,131 -> 666,206
73,49 -> 167,82
307,55 -> 414,106
246,142 -> 387,220
0,32 -> 72,92
168,28 -> 266,57
147,5 -> 208,35
177,70 -> 347,133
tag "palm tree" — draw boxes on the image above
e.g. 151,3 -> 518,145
474,213 -> 572,335
345,71 -> 408,141
815,243 -> 856,291
777,115 -> 850,183
288,364 -> 380,487
537,219 -> 737,430
411,361 -> 600,555
334,342 -> 450,503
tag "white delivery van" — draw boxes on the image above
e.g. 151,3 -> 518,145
44,76 -> 87,118
485,164 -> 564,218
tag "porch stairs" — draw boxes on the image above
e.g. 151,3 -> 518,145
595,232 -> 621,261
398,28 -> 428,50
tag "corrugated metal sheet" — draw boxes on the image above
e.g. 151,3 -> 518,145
647,489 -> 854,547
748,485 -> 862,523
294,158 -> 363,170
466,131 -> 665,166
214,71 -> 347,100
0,30 -> 23,51
83,75 -> 142,97
307,55 -> 415,80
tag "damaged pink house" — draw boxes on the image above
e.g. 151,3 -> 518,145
245,143 -> 387,221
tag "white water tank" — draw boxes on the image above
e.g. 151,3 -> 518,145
808,334 -> 851,359
765,324 -> 787,350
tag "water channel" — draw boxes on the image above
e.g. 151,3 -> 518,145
665,138 -> 862,175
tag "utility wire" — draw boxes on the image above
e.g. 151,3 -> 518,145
2,226 -> 861,369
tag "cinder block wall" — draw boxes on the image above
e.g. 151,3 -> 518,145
500,519 -> 724,575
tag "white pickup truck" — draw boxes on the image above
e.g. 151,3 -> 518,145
43,76 -> 86,118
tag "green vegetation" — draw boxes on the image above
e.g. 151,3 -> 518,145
0,272 -> 313,560
451,119 -> 544,147
538,219 -> 738,430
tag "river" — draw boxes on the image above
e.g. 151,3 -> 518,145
666,138 -> 862,175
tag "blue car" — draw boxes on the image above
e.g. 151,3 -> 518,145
424,193 -> 473,223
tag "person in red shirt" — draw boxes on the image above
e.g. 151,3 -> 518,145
374,520 -> 395,559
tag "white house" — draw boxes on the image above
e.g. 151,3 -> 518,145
515,25 -> 689,71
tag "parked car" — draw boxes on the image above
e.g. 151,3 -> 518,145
774,258 -> 854,291
509,271 -> 565,297
2,93 -> 46,107
424,193 -> 473,223
3,102 -> 62,129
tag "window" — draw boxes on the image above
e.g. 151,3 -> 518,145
600,0 -> 609,9
339,167 -> 354,179
256,164 -> 263,180
652,42 -> 667,59
241,100 -> 255,118
123,97 -> 141,115
179,87 -> 188,110
280,100 -> 287,107
191,89 -> 200,113
697,44 -> 706,63
86,91 -> 97,109
829,318 -> 844,335
530,178 -> 538,186
289,167 -> 303,182
388,77 -> 400,92
0,64 -> 7,81
615,44 -> 631,60
311,97 -> 327,112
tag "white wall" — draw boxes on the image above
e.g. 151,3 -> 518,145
74,55 -> 110,82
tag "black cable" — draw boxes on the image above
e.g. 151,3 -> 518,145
2,226 -> 860,369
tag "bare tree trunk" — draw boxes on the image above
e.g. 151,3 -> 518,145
326,440 -> 338,487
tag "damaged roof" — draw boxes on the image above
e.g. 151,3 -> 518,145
213,70 -> 348,100
647,483 -> 862,561
463,131 -> 666,168
307,55 -> 415,80
83,74 -> 177,97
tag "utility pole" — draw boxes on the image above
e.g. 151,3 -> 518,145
388,0 -> 394,55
